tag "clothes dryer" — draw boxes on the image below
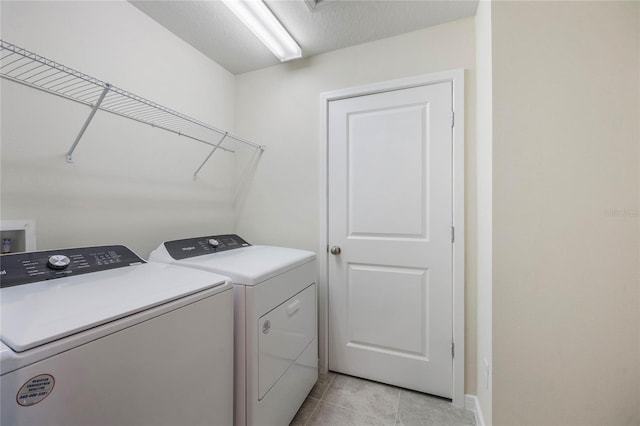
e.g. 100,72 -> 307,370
149,235 -> 317,426
0,245 -> 233,426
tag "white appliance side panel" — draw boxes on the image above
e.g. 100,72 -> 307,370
244,265 -> 318,426
1,289 -> 234,426
258,283 -> 316,399
250,338 -> 318,426
253,260 -> 318,316
234,285 -> 247,426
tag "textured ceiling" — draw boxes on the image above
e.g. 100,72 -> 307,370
131,0 -> 478,75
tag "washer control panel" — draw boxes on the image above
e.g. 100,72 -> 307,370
164,234 -> 251,260
0,245 -> 145,288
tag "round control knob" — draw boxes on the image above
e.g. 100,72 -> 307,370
208,239 -> 220,248
47,254 -> 71,270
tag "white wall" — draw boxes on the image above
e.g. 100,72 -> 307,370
234,17 -> 478,393
491,2 -> 640,424
0,1 -> 237,257
475,1 -> 492,424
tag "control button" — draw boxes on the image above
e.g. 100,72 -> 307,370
47,255 -> 71,270
208,239 -> 220,248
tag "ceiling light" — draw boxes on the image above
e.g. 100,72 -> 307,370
222,0 -> 302,62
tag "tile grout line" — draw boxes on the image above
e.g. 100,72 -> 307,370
302,397 -> 321,426
393,389 -> 402,426
301,373 -> 475,426
322,373 -> 399,425
319,373 -> 336,400
317,373 -> 399,425
303,373 -> 336,426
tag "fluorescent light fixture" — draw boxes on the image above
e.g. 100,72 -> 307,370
222,0 -> 302,62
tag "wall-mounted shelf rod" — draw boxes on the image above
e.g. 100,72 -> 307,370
194,133 -> 228,178
0,40 -> 265,171
66,84 -> 110,163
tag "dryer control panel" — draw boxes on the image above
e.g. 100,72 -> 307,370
0,245 -> 145,288
164,234 -> 251,260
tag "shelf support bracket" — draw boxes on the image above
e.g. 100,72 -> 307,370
66,84 -> 111,163
193,132 -> 228,178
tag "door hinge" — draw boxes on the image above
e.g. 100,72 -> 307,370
451,226 -> 455,243
451,342 -> 455,358
450,111 -> 455,128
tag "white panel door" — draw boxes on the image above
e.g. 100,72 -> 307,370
328,82 -> 453,398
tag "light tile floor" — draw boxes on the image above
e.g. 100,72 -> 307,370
290,373 -> 476,426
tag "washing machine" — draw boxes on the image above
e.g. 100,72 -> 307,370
0,245 -> 233,426
149,234 -> 317,426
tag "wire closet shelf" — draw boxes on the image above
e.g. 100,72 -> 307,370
0,40 -> 264,177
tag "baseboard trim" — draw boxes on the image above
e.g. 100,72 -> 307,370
464,394 -> 485,426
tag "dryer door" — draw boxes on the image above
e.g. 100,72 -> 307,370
258,283 -> 316,400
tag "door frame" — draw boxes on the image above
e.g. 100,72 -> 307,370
318,69 -> 465,407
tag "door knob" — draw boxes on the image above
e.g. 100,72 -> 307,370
330,246 -> 341,255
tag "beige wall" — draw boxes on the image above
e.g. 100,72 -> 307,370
492,2 -> 640,424
475,0 -> 493,423
234,18 -> 478,394
0,1 -> 237,257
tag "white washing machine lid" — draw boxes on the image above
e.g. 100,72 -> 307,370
0,262 -> 229,353
167,245 -> 315,285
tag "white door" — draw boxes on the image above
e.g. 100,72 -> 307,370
328,82 -> 453,398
